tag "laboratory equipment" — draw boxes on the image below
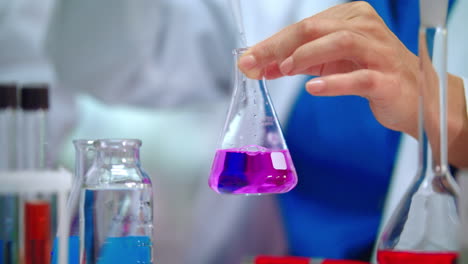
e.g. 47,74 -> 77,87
459,170 -> 468,264
377,0 -> 459,263
65,140 -> 95,264
19,84 -> 49,169
18,84 -> 57,264
228,0 -> 247,47
0,170 -> 72,264
80,139 -> 153,264
0,83 -> 19,264
0,83 -> 18,169
244,256 -> 369,264
209,48 -> 297,195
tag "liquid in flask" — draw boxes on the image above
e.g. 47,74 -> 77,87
377,1 -> 459,263
209,48 -> 298,195
80,139 -> 153,264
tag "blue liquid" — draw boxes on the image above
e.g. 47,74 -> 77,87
98,236 -> 152,264
51,236 -> 80,264
0,195 -> 18,264
81,188 -> 153,264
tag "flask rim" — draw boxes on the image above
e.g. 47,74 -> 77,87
73,139 -> 95,149
94,139 -> 142,149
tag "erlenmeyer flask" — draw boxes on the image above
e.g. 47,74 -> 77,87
208,47 -> 298,195
377,0 -> 460,263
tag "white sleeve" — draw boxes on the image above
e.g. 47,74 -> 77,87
46,0 -> 235,108
0,0 -> 56,83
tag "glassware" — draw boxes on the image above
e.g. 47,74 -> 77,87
19,84 -> 49,169
18,84 -> 56,264
65,140 -> 95,264
80,139 -> 153,264
0,83 -> 19,264
459,170 -> 468,264
377,0 -> 459,263
208,47 -> 297,195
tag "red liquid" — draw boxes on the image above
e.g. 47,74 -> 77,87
252,256 -> 369,264
209,146 -> 297,194
24,201 -> 51,264
377,250 -> 458,264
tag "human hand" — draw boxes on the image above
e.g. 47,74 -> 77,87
238,1 -> 421,138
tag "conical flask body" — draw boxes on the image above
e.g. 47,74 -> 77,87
209,48 -> 297,194
377,140 -> 459,263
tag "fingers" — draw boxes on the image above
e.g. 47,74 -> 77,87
279,30 -> 383,76
237,1 -> 385,80
238,18 -> 349,79
305,69 -> 387,99
302,60 -> 359,76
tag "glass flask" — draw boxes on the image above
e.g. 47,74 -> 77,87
377,0 -> 460,263
208,47 -> 298,195
80,139 -> 153,264
67,140 -> 95,264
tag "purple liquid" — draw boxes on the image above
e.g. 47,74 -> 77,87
209,146 -> 297,194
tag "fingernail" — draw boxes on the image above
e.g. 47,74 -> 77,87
279,57 -> 294,75
238,55 -> 258,70
306,79 -> 326,93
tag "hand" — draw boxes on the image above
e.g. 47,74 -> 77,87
238,1 -> 468,167
238,1 -> 421,138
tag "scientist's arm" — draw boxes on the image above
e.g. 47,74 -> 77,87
238,1 -> 468,168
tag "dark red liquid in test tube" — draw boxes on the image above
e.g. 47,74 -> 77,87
24,201 -> 51,264
252,256 -> 369,264
377,250 -> 458,264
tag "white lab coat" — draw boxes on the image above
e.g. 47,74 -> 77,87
0,0 -> 467,263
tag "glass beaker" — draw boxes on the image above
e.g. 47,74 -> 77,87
68,140 -> 95,263
208,47 -> 298,195
80,139 -> 153,264
377,0 -> 459,263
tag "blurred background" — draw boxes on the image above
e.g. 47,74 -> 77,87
1,0 -> 467,263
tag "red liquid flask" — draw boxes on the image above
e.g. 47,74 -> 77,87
376,0 -> 459,261
377,250 -> 457,264
208,48 -> 298,195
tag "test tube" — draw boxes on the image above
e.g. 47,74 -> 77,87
19,84 -> 49,169
19,84 -> 52,264
0,83 -> 18,169
0,83 -> 19,264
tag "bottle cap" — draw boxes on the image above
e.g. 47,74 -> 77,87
20,84 -> 49,110
0,83 -> 18,109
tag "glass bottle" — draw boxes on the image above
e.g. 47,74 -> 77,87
80,139 -> 153,264
208,47 -> 298,195
377,0 -> 459,263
